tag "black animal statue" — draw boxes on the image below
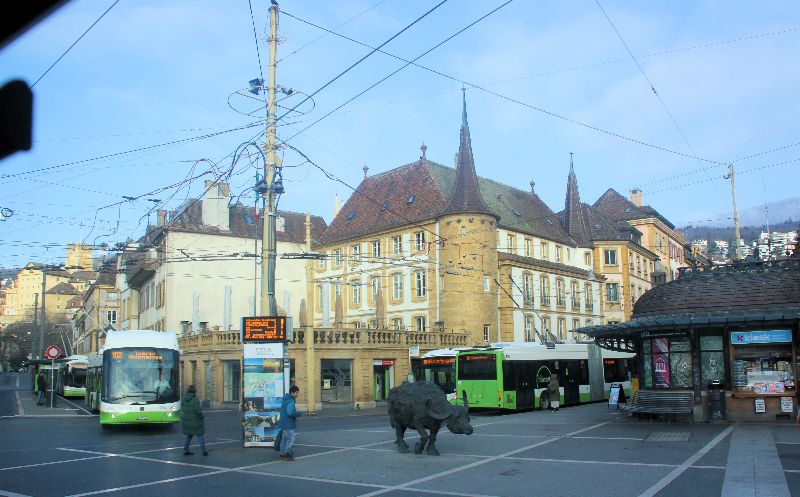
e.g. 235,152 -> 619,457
387,381 -> 472,456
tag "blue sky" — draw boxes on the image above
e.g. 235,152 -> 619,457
1,0 -> 799,268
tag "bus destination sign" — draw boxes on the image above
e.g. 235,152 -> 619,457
242,316 -> 287,343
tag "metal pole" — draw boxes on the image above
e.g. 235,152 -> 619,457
31,293 -> 38,364
39,270 -> 46,360
49,357 -> 54,408
260,2 -> 279,316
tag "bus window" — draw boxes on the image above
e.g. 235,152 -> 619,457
604,359 -> 629,382
458,354 -> 497,380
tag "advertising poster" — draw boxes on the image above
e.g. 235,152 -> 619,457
651,338 -> 671,388
242,343 -> 284,448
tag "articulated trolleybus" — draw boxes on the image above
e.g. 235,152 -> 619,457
87,330 -> 181,426
57,355 -> 88,398
456,342 -> 634,410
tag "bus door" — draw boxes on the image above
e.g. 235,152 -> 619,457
561,360 -> 582,405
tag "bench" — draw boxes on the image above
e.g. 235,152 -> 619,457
622,390 -> 694,423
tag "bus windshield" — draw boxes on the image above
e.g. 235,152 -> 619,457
104,348 -> 179,404
421,357 -> 456,394
458,354 -> 497,380
65,366 -> 87,388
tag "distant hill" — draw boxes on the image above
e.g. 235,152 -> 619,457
682,220 -> 798,245
0,268 -> 19,281
689,197 -> 800,229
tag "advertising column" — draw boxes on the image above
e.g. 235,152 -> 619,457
242,316 -> 287,448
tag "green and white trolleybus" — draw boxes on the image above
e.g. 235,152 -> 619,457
86,330 -> 181,426
57,355 -> 88,398
456,342 -> 634,410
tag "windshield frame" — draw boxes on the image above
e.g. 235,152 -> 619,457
102,347 -> 180,405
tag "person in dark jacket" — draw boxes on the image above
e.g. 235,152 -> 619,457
181,385 -> 207,456
277,385 -> 302,461
548,373 -> 560,412
36,371 -> 47,405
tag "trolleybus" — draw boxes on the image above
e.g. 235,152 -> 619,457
412,349 -> 459,401
86,330 -> 181,426
56,355 -> 88,398
456,342 -> 634,410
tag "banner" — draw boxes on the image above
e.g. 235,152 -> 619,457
242,342 -> 284,448
651,338 -> 671,388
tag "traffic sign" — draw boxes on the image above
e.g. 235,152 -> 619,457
44,345 -> 61,359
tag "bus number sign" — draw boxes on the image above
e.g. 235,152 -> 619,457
242,316 -> 287,343
423,358 -> 455,366
464,354 -> 494,362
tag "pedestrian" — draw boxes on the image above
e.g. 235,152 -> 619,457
278,385 -> 302,461
548,373 -> 560,412
181,385 -> 208,456
36,371 -> 47,405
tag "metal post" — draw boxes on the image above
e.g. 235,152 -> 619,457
31,293 -> 38,363
49,357 -> 54,408
260,2 -> 279,316
39,270 -> 46,360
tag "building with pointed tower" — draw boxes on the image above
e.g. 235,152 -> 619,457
306,93 -> 605,409
558,155 -> 658,324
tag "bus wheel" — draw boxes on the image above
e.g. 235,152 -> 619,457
539,393 -> 550,411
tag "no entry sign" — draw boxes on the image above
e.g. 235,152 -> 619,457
44,345 -> 61,359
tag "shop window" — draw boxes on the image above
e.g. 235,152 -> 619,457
642,337 -> 692,388
731,330 -> 794,395
700,335 -> 724,385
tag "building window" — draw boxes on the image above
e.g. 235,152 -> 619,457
604,250 -> 617,265
319,253 -> 327,269
483,325 -> 490,342
523,273 -> 533,305
541,242 -> 549,261
524,238 -> 532,257
555,245 -> 562,263
572,318 -> 580,333
415,316 -> 426,332
606,283 -> 619,303
106,310 -> 117,325
629,253 -> 634,270
556,279 -> 565,306
392,318 -> 403,331
631,284 -> 636,304
371,276 -> 380,299
507,234 -> 515,254
483,276 -> 490,292
223,360 -> 240,403
372,240 -> 381,258
460,227 -> 466,236
352,281 -> 361,305
524,315 -> 533,342
334,249 -> 343,268
415,231 -> 426,252
557,318 -> 565,341
584,251 -> 592,266
540,276 -> 550,305
585,283 -> 593,309
352,244 -> 361,262
393,236 -> 402,255
571,281 -> 579,309
542,317 -> 551,335
415,270 -> 426,297
636,256 -> 642,274
107,292 -> 118,302
392,273 -> 403,300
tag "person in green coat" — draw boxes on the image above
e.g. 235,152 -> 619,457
181,385 -> 208,456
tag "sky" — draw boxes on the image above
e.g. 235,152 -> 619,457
1,0 -> 799,268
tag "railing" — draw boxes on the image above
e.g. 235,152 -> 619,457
180,327 -> 469,352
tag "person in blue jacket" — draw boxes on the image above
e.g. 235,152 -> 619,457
277,385 -> 302,461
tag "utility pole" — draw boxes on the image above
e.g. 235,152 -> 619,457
39,269 -> 46,360
260,1 -> 279,316
31,293 -> 38,362
724,163 -> 743,261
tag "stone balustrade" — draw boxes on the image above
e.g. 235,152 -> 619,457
180,327 -> 469,352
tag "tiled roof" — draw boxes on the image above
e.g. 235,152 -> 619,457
45,282 -> 80,295
168,202 -> 326,245
633,260 -> 800,317
556,203 -> 643,244
593,188 -> 675,229
319,160 -> 577,247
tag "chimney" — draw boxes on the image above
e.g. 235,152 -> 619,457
201,180 -> 230,230
630,188 -> 643,207
157,209 -> 167,227
333,194 -> 340,218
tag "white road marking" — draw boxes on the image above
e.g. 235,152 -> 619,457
637,424 -> 734,497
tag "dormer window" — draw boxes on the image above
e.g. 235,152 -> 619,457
346,211 -> 357,221
407,195 -> 415,204
381,201 -> 389,212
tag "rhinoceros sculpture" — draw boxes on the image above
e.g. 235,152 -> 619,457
387,381 -> 472,456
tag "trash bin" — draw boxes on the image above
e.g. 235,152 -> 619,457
707,380 -> 725,420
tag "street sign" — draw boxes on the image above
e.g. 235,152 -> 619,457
44,345 -> 60,359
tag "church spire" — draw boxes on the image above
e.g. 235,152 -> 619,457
564,153 -> 589,245
441,90 -> 494,218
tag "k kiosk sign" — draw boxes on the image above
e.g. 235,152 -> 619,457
241,316 -> 292,448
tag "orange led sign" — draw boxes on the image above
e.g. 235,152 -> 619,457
423,357 -> 455,366
464,354 -> 495,362
242,316 -> 287,343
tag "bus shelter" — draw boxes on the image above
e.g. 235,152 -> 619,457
577,259 -> 800,422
